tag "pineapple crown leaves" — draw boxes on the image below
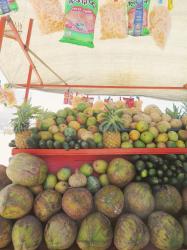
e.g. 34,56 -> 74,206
37,109 -> 56,121
182,102 -> 187,115
165,103 -> 184,119
100,105 -> 124,132
10,101 -> 43,133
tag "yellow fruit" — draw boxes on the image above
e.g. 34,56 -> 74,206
15,130 -> 31,149
53,132 -> 65,143
149,127 -> 159,139
38,131 -> 53,141
176,140 -> 185,148
103,132 -> 121,148
156,133 -> 168,143
129,130 -> 140,141
48,125 -> 59,134
68,121 -> 81,131
136,121 -> 149,132
78,128 -> 87,139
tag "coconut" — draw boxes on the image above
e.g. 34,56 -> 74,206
182,187 -> 187,211
12,215 -> 42,250
144,105 -> 162,115
77,212 -> 113,250
124,182 -> 155,219
34,190 -> 61,222
170,119 -> 182,129
0,165 -> 11,191
95,185 -> 124,218
182,115 -> 187,126
114,214 -> 150,250
0,217 -> 12,248
0,184 -> 33,219
107,158 -> 135,188
155,185 -> 182,214
180,215 -> 187,246
6,153 -> 48,187
45,213 -> 77,250
133,113 -> 152,124
156,121 -> 171,133
150,112 -> 162,123
68,170 -> 87,187
148,211 -> 184,250
162,113 -> 172,122
62,188 -> 93,220
122,114 -> 132,128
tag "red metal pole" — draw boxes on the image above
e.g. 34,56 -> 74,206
24,65 -> 33,102
25,19 -> 33,50
0,16 -> 6,51
6,16 -> 43,85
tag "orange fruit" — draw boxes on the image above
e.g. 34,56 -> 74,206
129,130 -> 140,141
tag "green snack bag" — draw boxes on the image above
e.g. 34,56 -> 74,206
60,0 -> 98,48
127,0 -> 151,36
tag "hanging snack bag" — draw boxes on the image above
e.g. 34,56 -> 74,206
100,0 -> 128,40
127,0 -> 151,36
60,0 -> 98,48
29,0 -> 64,34
149,5 -> 171,48
0,0 -> 18,15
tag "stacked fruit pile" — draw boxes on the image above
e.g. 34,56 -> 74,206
9,100 -> 187,149
1,153 -> 187,250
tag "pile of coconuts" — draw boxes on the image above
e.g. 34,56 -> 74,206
1,153 -> 187,250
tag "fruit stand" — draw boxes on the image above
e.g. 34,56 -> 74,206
1,0 -> 187,250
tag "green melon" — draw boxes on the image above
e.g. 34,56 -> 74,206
12,215 -> 42,250
95,185 -> 124,218
114,214 -> 150,250
34,190 -> 61,222
6,153 -> 48,187
45,213 -> 77,250
155,185 -> 182,215
124,182 -> 155,219
77,212 -> 113,250
0,217 -> 12,248
148,211 -> 184,250
0,184 -> 33,219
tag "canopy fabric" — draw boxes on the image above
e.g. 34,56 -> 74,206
0,0 -> 187,101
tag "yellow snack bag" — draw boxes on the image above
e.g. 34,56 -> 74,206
100,0 -> 128,39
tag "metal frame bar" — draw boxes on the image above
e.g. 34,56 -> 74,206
16,83 -> 187,90
0,16 -> 6,51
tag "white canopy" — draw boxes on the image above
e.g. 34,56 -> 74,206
0,0 -> 187,101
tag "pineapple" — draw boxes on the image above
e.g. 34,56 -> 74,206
165,104 -> 184,119
11,101 -> 42,149
100,106 -> 124,148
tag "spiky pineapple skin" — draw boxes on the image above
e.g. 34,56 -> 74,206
15,130 -> 31,149
103,131 -> 121,148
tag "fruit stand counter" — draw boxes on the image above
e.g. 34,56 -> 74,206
12,148 -> 187,173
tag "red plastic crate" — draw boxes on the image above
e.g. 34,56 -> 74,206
12,148 -> 187,173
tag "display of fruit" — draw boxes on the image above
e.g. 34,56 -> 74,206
154,185 -> 182,214
124,182 -> 155,219
107,158 -> 135,187
114,214 -> 150,250
95,185 -> 124,218
77,212 -> 113,250
0,165 -> 11,191
55,181 -> 69,194
62,188 -> 93,220
0,184 -> 33,219
148,211 -> 184,250
57,167 -> 71,181
12,215 -> 43,250
7,153 -> 48,187
34,190 -> 61,222
44,213 -> 77,250
0,217 -> 12,248
132,154 -> 187,188
10,101 -> 42,149
9,101 -> 187,150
